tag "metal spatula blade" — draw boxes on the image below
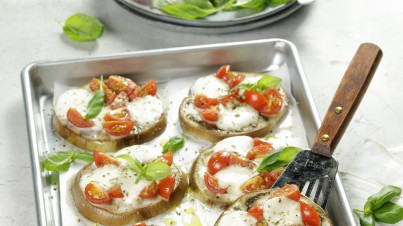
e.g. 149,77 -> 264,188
272,43 -> 383,208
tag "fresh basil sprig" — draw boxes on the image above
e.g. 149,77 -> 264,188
84,77 -> 104,119
63,13 -> 104,42
42,150 -> 93,172
162,136 -> 185,153
257,146 -> 301,173
354,185 -> 403,225
233,75 -> 282,93
116,154 -> 172,184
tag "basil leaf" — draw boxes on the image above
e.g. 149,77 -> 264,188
185,0 -> 215,9
63,13 -> 104,42
365,185 -> 401,212
143,162 -> 172,181
116,154 -> 143,173
163,136 -> 185,153
160,4 -> 218,19
257,146 -> 301,173
373,202 -> 403,224
236,0 -> 267,11
355,212 -> 375,226
269,0 -> 293,6
255,75 -> 282,92
42,150 -> 76,172
74,151 -> 94,163
84,89 -> 104,119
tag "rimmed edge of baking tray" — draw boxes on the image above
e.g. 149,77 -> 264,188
21,38 -> 357,226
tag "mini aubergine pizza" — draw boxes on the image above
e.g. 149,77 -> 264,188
189,136 -> 293,209
71,146 -> 187,226
215,184 -> 333,226
53,75 -> 167,152
179,65 -> 288,142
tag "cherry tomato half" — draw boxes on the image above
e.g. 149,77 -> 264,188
133,223 -> 147,226
160,152 -> 173,166
89,78 -> 107,92
260,87 -> 282,116
246,138 -> 274,160
204,172 -> 227,194
107,75 -> 136,96
93,150 -> 120,168
269,184 -> 301,202
103,120 -> 134,137
228,74 -> 245,89
201,106 -> 219,122
158,174 -> 176,200
104,108 -> 131,121
300,201 -> 321,226
104,88 -> 118,105
108,184 -> 124,198
194,94 -> 219,109
260,167 -> 285,189
220,94 -> 242,106
244,90 -> 267,111
67,108 -> 94,128
84,181 -> 112,204
216,65 -> 231,82
131,80 -> 157,99
240,174 -> 264,193
139,181 -> 158,199
207,151 -> 231,175
248,204 -> 264,220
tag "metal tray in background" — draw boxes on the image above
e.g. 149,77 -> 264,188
22,39 -> 357,226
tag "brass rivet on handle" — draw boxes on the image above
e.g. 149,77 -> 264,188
321,134 -> 330,142
335,106 -> 343,114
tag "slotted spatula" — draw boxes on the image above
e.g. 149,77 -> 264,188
272,43 -> 383,208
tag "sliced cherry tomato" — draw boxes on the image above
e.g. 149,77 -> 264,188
244,90 -> 267,111
104,108 -> 131,121
216,65 -> 231,82
201,106 -> 219,122
194,94 -> 219,109
260,87 -> 283,116
103,120 -> 134,137
269,184 -> 301,202
131,80 -> 157,99
108,184 -> 124,198
110,91 -> 129,109
260,167 -> 284,189
139,181 -> 158,199
155,152 -> 174,166
133,222 -> 146,226
67,108 -> 94,128
204,172 -> 227,194
248,204 -> 264,220
207,151 -> 231,175
89,78 -> 107,92
228,153 -> 254,168
158,174 -> 176,200
93,150 -> 120,167
240,174 -> 264,193
246,138 -> 274,160
107,75 -> 136,96
104,88 -> 117,105
84,182 -> 112,204
228,74 -> 245,89
300,201 -> 321,226
220,94 -> 242,106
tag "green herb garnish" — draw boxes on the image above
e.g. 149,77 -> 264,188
63,13 -> 104,42
354,185 -> 403,225
84,77 -> 104,119
257,146 -> 301,173
162,136 -> 185,153
42,150 -> 93,172
116,154 -> 172,184
233,75 -> 282,93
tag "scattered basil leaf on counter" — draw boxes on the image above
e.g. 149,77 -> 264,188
233,75 -> 282,93
63,13 -> 104,42
256,146 -> 301,173
354,185 -> 403,225
84,84 -> 104,119
162,136 -> 185,153
42,150 -> 93,172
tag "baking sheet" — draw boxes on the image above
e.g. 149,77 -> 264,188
21,39 -> 357,225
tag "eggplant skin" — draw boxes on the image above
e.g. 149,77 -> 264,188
71,163 -> 188,226
178,72 -> 289,143
214,189 -> 334,226
53,113 -> 167,152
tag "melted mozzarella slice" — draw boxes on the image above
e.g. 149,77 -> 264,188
115,145 -> 160,164
217,210 -> 257,226
214,165 -> 255,199
217,104 -> 259,131
127,95 -> 163,129
190,75 -> 229,98
263,197 -> 303,226
212,136 -> 253,156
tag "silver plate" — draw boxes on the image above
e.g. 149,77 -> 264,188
21,39 -> 357,226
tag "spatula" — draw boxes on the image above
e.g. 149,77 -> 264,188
272,43 -> 383,208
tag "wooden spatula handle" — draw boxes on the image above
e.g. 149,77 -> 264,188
312,43 -> 383,156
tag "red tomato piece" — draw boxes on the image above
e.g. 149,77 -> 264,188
139,181 -> 158,199
158,174 -> 176,200
244,90 -> 267,111
248,204 -> 264,220
89,78 -> 107,92
269,184 -> 301,202
155,152 -> 174,166
107,75 -> 136,96
84,182 -> 112,204
300,201 -> 321,226
67,108 -> 94,128
108,184 -> 124,198
109,91 -> 129,109
131,80 -> 157,99
240,174 -> 264,193
104,108 -> 131,121
216,65 -> 231,82
201,106 -> 219,122
246,138 -> 275,160
228,74 -> 245,89
220,94 -> 242,106
260,87 -> 283,116
207,151 -> 231,175
260,167 -> 285,189
93,150 -> 120,167
204,172 -> 227,194
103,120 -> 134,137
228,153 -> 254,168
104,88 -> 118,105
133,223 -> 147,226
194,94 -> 219,109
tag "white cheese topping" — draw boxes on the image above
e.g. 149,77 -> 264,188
216,104 -> 259,131
127,95 -> 163,129
212,136 -> 253,156
217,210 -> 257,226
214,165 -> 256,199
190,75 -> 229,98
263,197 -> 303,226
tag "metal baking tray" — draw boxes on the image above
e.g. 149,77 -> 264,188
22,39 -> 357,226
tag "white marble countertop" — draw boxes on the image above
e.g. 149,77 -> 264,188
2,0 -> 403,225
